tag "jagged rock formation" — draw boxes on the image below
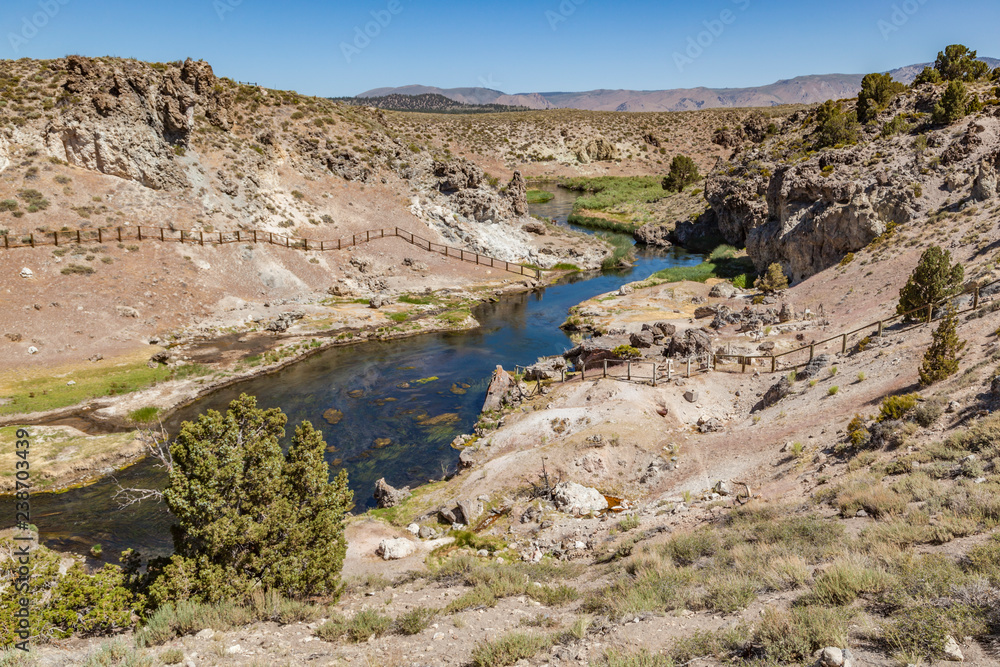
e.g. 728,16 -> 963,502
576,137 -> 619,163
44,56 -> 232,190
705,86 -> 1000,282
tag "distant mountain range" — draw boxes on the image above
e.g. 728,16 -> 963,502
358,59 -> 1000,113
331,93 -> 531,114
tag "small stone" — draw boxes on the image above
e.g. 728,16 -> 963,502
66,381 -> 76,386
225,645 -> 242,655
20,268 -> 34,279
27,346 -> 38,355
195,628 -> 215,640
477,549 -> 489,557
855,509 -> 869,518
683,390 -> 698,403
406,523 -> 420,536
433,632 -> 445,641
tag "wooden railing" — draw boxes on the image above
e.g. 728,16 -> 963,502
0,225 -> 542,280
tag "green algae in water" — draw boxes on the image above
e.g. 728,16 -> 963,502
323,409 -> 344,425
413,376 -> 439,385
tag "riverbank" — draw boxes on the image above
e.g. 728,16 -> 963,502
0,275 -> 558,495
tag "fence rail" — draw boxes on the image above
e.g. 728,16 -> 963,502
0,225 -> 542,280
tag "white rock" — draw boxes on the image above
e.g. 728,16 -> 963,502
406,523 -> 420,536
225,645 -> 242,655
942,635 -> 963,662
552,481 -> 608,514
818,647 -> 844,666
376,537 -> 416,561
20,268 -> 34,279
27,347 -> 38,355
195,628 -> 214,640
66,381 -> 76,386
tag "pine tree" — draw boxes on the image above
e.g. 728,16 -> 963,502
919,308 -> 965,385
933,81 -> 970,124
934,44 -> 990,82
913,66 -> 943,86
897,246 -> 964,321
662,155 -> 700,192
148,394 -> 353,605
755,263 -> 789,293
857,73 -> 906,124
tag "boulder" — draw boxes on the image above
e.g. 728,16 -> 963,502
563,337 -> 623,367
369,293 -> 391,309
654,322 -> 677,337
576,138 -> 619,163
942,636 -> 963,662
713,480 -> 733,496
694,306 -> 716,319
438,507 -> 459,525
972,162 -> 998,201
758,341 -> 776,353
373,478 -> 411,509
634,224 -> 673,248
795,354 -> 831,381
552,482 -> 608,514
754,376 -> 792,412
116,305 -> 140,318
376,538 -> 416,561
482,366 -> 524,412
629,331 -> 655,349
709,283 -> 736,299
818,647 -> 845,667
456,499 -> 482,525
778,303 -> 795,323
667,328 -> 713,358
524,356 -> 568,381
684,390 -> 698,403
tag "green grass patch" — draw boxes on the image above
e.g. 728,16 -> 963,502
648,244 -> 755,284
552,263 -> 581,272
563,176 -> 669,211
568,213 -> 638,235
598,232 -> 636,270
127,406 -> 160,424
471,631 -> 552,667
526,190 -> 554,204
0,359 -> 211,416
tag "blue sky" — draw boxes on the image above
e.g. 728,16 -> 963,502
1,0 -> 997,96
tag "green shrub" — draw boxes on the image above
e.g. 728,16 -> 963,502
471,631 -> 552,667
81,639 -> 152,667
919,308 -> 965,385
662,155 -> 700,192
752,606 -> 850,664
17,188 -> 49,212
933,81 -> 970,124
127,406 -> 160,424
0,199 -> 17,212
61,263 -> 95,275
878,394 -> 919,422
315,609 -> 392,643
880,605 -> 988,661
934,44 -> 991,82
158,648 -> 184,665
147,395 -> 353,606
395,607 -> 437,635
755,263 -> 789,293
612,345 -> 641,360
813,100 -> 859,148
858,73 -> 906,124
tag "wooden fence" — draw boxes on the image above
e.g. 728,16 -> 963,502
0,225 -> 542,280
522,277 -> 1000,387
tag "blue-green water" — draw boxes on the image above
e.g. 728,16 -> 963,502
1,187 -> 703,558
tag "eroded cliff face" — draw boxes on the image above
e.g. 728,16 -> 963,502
44,56 -> 233,190
705,96 -> 1000,283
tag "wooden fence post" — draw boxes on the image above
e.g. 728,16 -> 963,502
29,234 -> 34,248
687,358 -> 691,378
99,228 -> 103,243
877,320 -> 884,337
627,361 -> 631,381
809,344 -> 815,362
253,230 -> 257,243
200,231 -> 204,246
741,356 -> 747,373
582,362 -> 586,381
603,360 -> 607,378
974,287 -> 980,310
926,304 -> 933,323
771,355 -> 776,373
117,227 -> 122,242
841,334 -> 847,354
652,363 -> 657,386
53,231 -> 58,246
137,227 -> 142,242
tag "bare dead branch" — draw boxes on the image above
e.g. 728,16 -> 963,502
112,423 -> 173,509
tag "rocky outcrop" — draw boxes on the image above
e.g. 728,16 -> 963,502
524,356 -> 568,381
432,160 -> 527,223
376,538 -> 416,561
373,478 -> 411,509
972,161 -> 998,201
552,482 -> 608,514
563,337 -> 623,367
666,328 -> 714,358
707,157 -> 918,282
576,138 -> 619,163
44,57 -> 233,190
482,366 -> 526,412
634,224 -> 673,248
